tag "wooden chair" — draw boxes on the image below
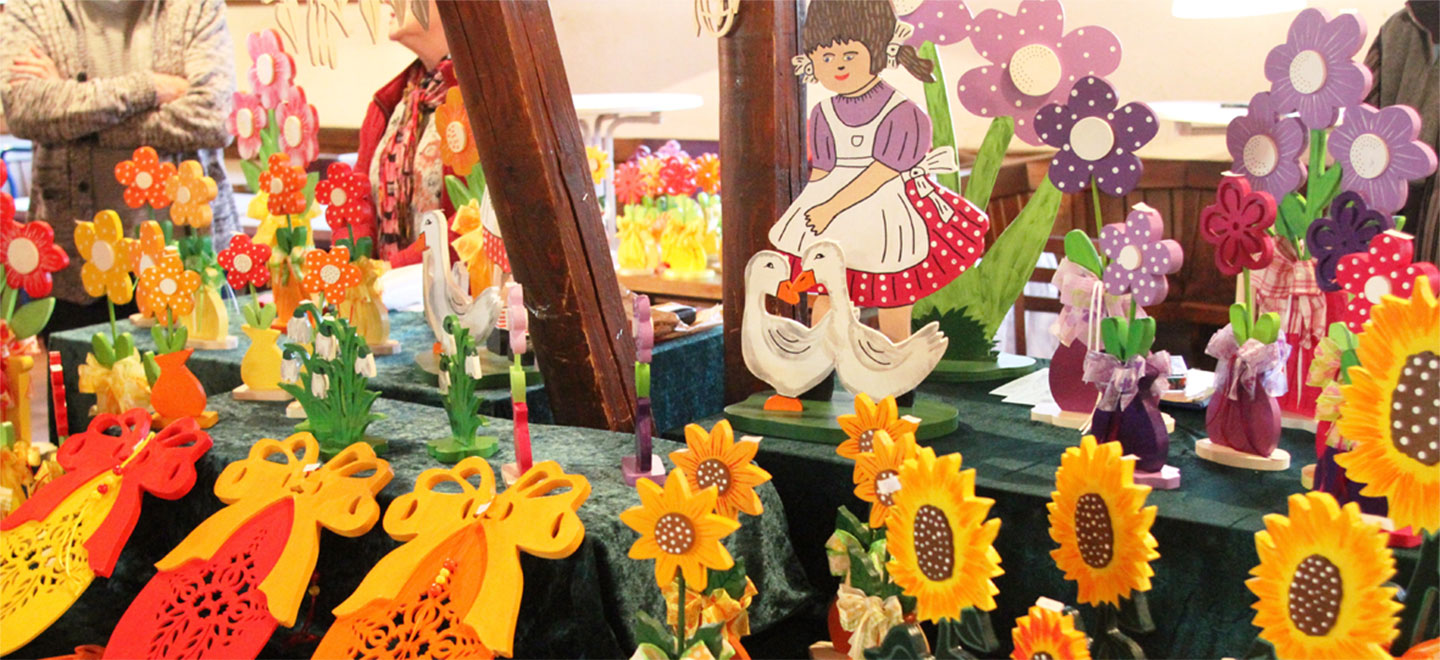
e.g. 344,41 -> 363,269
1011,234 -> 1068,356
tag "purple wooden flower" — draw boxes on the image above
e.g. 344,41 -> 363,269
1226,91 -> 1308,199
1035,76 -> 1156,196
901,0 -> 973,47
955,0 -> 1121,146
1328,103 -> 1439,215
508,284 -> 528,356
1264,8 -> 1372,131
1306,191 -> 1394,292
1099,204 -> 1183,306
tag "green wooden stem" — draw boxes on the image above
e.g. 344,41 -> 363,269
1243,268 -> 1254,326
107,298 -> 118,341
1,285 -> 17,321
1091,176 -> 1104,228
675,572 -> 687,658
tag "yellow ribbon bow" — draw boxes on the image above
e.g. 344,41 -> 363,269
77,353 -> 151,416
835,583 -> 904,660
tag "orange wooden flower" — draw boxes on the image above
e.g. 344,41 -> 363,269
137,252 -> 201,322
620,468 -> 740,592
695,153 -> 721,195
164,161 -> 219,228
259,153 -> 308,216
302,245 -> 362,305
436,88 -> 479,176
668,420 -> 771,519
115,146 -> 177,210
129,221 -> 171,318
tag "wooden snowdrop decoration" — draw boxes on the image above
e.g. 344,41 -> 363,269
429,314 -> 499,462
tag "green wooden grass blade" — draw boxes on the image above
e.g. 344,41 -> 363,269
1230,303 -> 1251,344
918,41 -> 960,194
963,116 -> 1015,211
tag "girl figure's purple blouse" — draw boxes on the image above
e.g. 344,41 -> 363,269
808,81 -> 932,173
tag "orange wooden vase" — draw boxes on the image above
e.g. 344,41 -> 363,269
151,349 -> 207,421
269,263 -> 306,330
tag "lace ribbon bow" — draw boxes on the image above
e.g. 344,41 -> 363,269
77,353 -> 151,415
836,583 -> 904,660
1050,259 -> 1141,346
1082,350 -> 1171,411
1206,325 -> 1292,400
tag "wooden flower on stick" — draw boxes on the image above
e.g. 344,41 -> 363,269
501,285 -> 532,485
1,177 -> 69,443
623,295 -> 667,486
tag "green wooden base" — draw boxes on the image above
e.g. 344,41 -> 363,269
724,391 -> 958,444
317,435 -> 388,460
926,353 -> 1039,383
427,435 -> 499,463
414,349 -> 543,389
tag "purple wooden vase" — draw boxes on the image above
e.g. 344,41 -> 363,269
1050,340 -> 1098,415
1205,386 -> 1282,457
1089,373 -> 1170,473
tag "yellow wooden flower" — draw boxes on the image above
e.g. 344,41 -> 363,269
621,468 -> 741,592
586,146 -> 610,185
1010,605 -> 1090,660
75,210 -> 136,304
1335,276 -> 1440,534
250,190 -> 318,249
164,160 -> 218,228
669,420 -> 772,519
1247,492 -> 1399,660
885,446 -> 1002,621
1048,435 -> 1158,607
137,252 -> 200,322
837,393 -> 920,460
851,429 -> 917,528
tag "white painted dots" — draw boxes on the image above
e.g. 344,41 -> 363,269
1075,493 -> 1114,568
696,458 -> 733,495
654,513 -> 696,555
1391,351 -> 1440,465
913,504 -> 955,581
857,429 -> 877,453
1287,554 -> 1342,637
874,469 -> 900,507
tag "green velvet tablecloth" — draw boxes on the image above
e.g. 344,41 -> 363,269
15,396 -> 815,659
49,312 -> 724,438
672,378 -> 1422,659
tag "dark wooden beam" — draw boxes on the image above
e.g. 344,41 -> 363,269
437,0 -> 636,431
718,0 -> 807,404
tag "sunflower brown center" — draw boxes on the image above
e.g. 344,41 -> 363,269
696,458 -> 732,495
1075,493 -> 1114,568
1288,554 -> 1342,636
1391,351 -> 1440,466
858,429 -> 876,453
654,513 -> 695,555
913,504 -> 954,582
874,469 -> 898,507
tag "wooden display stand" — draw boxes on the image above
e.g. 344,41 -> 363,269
1194,439 -> 1291,471
725,390 -> 958,444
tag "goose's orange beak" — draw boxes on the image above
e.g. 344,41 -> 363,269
413,232 -> 428,252
776,270 -> 817,305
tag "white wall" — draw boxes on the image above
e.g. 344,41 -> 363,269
225,0 -> 1408,160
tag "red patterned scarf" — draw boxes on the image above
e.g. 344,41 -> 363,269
374,60 -> 453,260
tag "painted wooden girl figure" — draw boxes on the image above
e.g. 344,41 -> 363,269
774,0 -> 988,344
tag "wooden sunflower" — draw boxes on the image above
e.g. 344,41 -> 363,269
620,468 -> 740,592
669,420 -> 772,519
1010,605 -> 1090,660
836,393 -> 920,460
885,447 -> 1003,622
1048,435 -> 1158,607
1248,492 -> 1399,660
1336,275 -> 1440,534
851,430 -> 918,529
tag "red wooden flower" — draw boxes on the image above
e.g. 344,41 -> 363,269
217,234 -> 273,290
1199,175 -> 1277,277
658,156 -> 698,197
0,218 -> 70,297
259,153 -> 308,216
115,146 -> 178,210
1335,230 -> 1440,332
615,161 -> 647,206
0,161 -> 13,227
314,162 -> 373,231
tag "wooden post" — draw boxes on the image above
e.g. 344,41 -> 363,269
719,0 -> 807,404
437,0 -> 636,431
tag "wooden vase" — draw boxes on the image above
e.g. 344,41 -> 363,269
269,263 -> 306,330
1049,340 -> 1098,415
2,353 -> 34,445
1205,386 -> 1282,458
339,294 -> 390,347
184,286 -> 230,344
1089,374 -> 1170,473
151,349 -> 207,421
240,326 -> 284,392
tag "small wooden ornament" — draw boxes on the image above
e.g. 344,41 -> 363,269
103,435 -> 391,660
317,459 -> 590,658
150,348 -> 219,429
183,284 -> 239,350
0,411 -> 211,655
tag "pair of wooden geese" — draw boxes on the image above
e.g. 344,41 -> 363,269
744,242 -> 949,410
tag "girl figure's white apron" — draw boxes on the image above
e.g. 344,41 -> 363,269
770,92 -> 933,274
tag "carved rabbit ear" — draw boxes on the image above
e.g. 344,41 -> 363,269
59,408 -> 153,470
132,417 -> 213,500
384,458 -> 497,541
490,461 -> 591,559
214,432 -> 317,504
311,442 -> 393,538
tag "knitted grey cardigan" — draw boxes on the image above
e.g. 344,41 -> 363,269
1,0 -> 238,303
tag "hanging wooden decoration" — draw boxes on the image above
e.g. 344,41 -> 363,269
0,411 -> 212,656
316,458 -> 590,658
101,435 -> 391,660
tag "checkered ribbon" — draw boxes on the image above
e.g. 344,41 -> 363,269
1252,249 -> 1326,348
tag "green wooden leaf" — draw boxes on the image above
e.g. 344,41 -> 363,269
632,610 -> 676,655
1276,193 -> 1307,243
173,326 -> 189,351
240,159 -> 263,196
1102,316 -> 1127,360
467,166 -> 488,202
302,172 -> 320,214
114,332 -> 135,360
257,303 -> 278,329
848,545 -> 884,595
1128,317 -> 1156,359
1394,215 -> 1407,233
91,333 -> 116,368
1063,229 -> 1104,277
1254,312 -> 1281,345
445,174 -> 472,209
1310,165 -> 1342,219
688,623 -> 726,660
1230,303 -> 1252,344
142,351 -> 161,386
963,116 -> 1015,211
914,176 -> 1062,353
241,303 -> 259,328
835,506 -> 874,549
918,41 -> 960,194
10,297 -> 55,339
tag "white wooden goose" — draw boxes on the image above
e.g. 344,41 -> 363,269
741,250 -> 835,411
417,209 -> 502,346
795,240 -> 948,400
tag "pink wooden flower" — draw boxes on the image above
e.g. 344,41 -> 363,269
956,0 -> 1121,146
247,30 -> 296,110
228,91 -> 268,160
1226,91 -> 1308,199
1199,175 -> 1278,277
1264,9 -> 1371,131
315,162 -> 373,231
1098,204 -> 1182,306
276,86 -> 319,168
1335,231 -> 1440,332
1328,103 -> 1438,216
